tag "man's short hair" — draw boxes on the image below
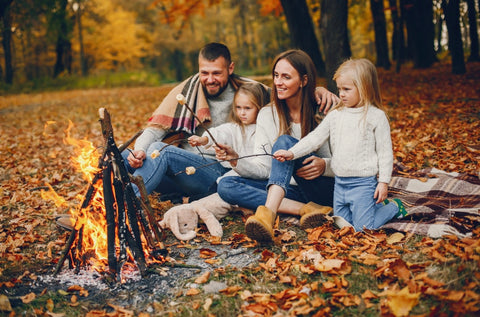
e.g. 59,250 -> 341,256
199,42 -> 231,65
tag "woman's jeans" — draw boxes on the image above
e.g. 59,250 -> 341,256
218,135 -> 334,211
334,176 -> 398,231
123,142 -> 230,198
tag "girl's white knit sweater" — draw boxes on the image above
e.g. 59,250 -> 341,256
288,105 -> 393,184
201,122 -> 256,179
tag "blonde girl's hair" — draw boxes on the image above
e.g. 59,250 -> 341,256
332,58 -> 386,113
271,49 -> 318,138
229,82 -> 270,127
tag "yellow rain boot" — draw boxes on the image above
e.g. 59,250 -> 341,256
245,206 -> 276,243
299,202 -> 333,229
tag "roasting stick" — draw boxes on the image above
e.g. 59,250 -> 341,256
176,94 -> 220,148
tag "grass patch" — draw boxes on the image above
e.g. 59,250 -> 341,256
0,70 -> 169,95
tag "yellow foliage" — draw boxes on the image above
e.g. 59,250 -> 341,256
386,286 -> 420,317
74,0 -> 152,71
348,1 -> 376,60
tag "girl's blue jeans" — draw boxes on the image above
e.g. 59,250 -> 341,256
122,142 -> 230,197
217,135 -> 334,210
334,176 -> 398,231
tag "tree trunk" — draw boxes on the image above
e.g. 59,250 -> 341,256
466,0 -> 479,61
442,0 -> 466,74
1,0 -> 13,84
405,0 -> 436,68
76,0 -> 88,76
172,49 -> 185,82
389,0 -> 405,73
434,3 -> 444,53
320,0 -> 351,92
53,0 -> 72,77
280,0 -> 325,76
237,0 -> 251,70
370,0 -> 390,69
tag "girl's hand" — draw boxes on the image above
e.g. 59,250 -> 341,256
214,143 -> 239,167
315,87 -> 340,114
296,156 -> 326,180
273,150 -> 294,162
127,150 -> 146,168
374,182 -> 388,204
188,135 -> 208,147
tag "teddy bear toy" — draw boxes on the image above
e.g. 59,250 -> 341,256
159,193 -> 233,240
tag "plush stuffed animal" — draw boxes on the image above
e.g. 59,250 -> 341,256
159,193 -> 233,240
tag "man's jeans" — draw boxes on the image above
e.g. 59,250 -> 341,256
218,135 -> 334,210
334,176 -> 398,231
123,142 -> 230,198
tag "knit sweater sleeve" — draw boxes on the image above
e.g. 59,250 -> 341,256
289,112 -> 332,160
375,111 -> 393,184
202,123 -> 236,149
134,127 -> 167,153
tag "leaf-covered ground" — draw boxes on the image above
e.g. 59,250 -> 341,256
0,62 -> 479,316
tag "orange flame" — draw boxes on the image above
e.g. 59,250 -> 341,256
44,120 -> 159,272
42,121 -> 108,267
64,121 -> 109,265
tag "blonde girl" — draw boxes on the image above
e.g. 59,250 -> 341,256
188,82 -> 269,176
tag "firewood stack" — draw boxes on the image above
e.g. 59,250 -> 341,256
54,108 -> 166,282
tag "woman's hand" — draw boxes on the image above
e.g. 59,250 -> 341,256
374,182 -> 388,204
214,143 -> 239,167
296,156 -> 326,180
273,150 -> 293,162
315,87 -> 340,114
127,150 -> 146,168
188,135 -> 208,147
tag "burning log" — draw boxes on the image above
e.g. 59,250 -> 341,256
54,108 -> 167,281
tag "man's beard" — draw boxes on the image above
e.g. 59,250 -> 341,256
203,83 -> 228,98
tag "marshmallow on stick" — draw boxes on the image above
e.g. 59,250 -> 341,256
176,94 -> 220,148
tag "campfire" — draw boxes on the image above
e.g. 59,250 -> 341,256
46,108 -> 167,282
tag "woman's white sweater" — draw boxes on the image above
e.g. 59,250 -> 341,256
288,105 -> 393,184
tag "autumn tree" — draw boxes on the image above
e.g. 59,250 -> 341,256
403,0 -> 436,68
279,0 -> 325,76
0,0 -> 13,84
73,0 -> 88,76
388,0 -> 406,72
370,0 -> 391,69
466,0 -> 479,61
79,0 -> 152,72
320,0 -> 351,91
442,0 -> 466,74
47,0 -> 73,77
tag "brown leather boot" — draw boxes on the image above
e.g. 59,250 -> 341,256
299,202 -> 333,229
245,206 -> 276,243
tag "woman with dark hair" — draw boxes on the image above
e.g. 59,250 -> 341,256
216,50 -> 338,243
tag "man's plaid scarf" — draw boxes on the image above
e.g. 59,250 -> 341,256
147,73 -> 251,135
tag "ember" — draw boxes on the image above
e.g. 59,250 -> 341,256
50,108 -> 167,282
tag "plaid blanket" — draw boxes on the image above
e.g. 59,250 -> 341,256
147,74 -> 252,134
380,166 -> 480,238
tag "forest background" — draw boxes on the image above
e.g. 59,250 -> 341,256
0,0 -> 479,94
0,0 -> 479,316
